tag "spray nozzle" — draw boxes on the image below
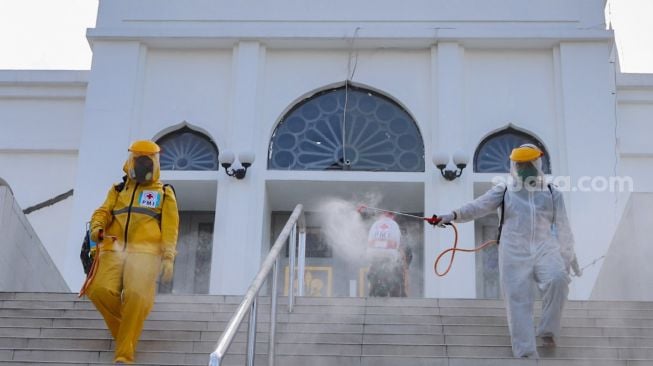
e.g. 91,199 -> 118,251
425,215 -> 442,226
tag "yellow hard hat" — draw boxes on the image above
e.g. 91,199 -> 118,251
128,140 -> 160,154
509,143 -> 543,162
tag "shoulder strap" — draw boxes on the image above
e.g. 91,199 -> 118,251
113,175 -> 127,192
496,186 -> 508,244
548,183 -> 556,224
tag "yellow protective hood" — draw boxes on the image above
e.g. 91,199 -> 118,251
123,140 -> 161,183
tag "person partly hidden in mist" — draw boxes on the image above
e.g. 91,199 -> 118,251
366,211 -> 412,297
79,140 -> 179,364
437,143 -> 582,358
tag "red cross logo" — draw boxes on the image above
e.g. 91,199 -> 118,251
146,193 -> 154,200
380,223 -> 389,229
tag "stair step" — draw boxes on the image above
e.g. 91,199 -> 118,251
0,359 -> 649,366
3,293 -> 653,365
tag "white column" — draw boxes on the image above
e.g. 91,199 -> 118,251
552,46 -> 570,178
63,41 -> 147,290
424,42 -> 476,299
557,42 -> 616,299
423,45 -> 441,298
210,42 -> 267,295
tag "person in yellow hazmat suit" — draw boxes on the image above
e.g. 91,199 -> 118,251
79,140 -> 179,364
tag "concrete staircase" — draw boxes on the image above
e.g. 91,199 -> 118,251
1,292 -> 653,365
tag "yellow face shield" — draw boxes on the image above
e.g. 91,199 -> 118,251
509,144 -> 543,163
509,144 -> 545,187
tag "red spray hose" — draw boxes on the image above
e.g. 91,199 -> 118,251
433,223 -> 497,277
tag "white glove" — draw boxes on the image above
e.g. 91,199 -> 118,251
570,257 -> 582,277
438,213 -> 455,225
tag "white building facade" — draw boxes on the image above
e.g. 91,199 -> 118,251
1,0 -> 652,300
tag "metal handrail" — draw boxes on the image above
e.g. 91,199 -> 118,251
209,204 -> 306,366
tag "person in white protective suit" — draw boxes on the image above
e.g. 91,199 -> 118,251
437,143 -> 582,358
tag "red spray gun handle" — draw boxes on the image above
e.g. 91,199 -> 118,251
425,215 -> 442,226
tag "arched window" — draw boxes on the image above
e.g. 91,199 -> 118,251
474,127 -> 551,173
156,126 -> 219,171
268,85 -> 425,172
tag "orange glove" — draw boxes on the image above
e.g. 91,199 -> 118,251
90,228 -> 104,243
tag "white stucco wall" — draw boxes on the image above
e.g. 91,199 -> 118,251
617,73 -> 653,194
0,186 -> 69,292
591,193 -> 653,301
0,71 -> 86,274
141,49 -> 232,142
550,42 -> 617,299
0,152 -> 78,271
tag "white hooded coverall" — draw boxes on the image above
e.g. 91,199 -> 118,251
453,181 -> 575,357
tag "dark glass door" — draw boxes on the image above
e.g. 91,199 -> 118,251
159,212 -> 215,294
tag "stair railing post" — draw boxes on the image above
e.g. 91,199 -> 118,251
297,228 -> 306,296
246,297 -> 258,366
268,258 -> 279,366
288,223 -> 297,312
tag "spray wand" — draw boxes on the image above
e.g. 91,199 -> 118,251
356,205 -> 443,226
357,205 -> 497,277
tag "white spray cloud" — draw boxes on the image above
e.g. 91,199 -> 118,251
316,198 -> 369,263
